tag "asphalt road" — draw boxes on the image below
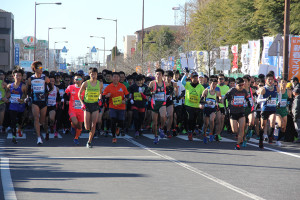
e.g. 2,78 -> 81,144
1,129 -> 300,200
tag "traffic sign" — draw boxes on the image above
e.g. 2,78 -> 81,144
91,46 -> 97,53
61,46 -> 68,53
268,34 -> 283,56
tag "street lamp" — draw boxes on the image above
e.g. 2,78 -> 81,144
54,41 -> 68,71
90,36 -> 106,67
48,27 -> 66,70
34,2 -> 62,61
96,17 -> 117,69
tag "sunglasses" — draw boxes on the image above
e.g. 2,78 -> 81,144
238,84 -> 245,87
259,85 -> 264,87
219,78 -> 224,80
75,78 -> 82,81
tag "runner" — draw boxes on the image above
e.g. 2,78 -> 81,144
27,61 -> 52,145
7,68 -> 27,144
216,74 -> 229,141
164,71 -> 178,138
45,75 -> 60,140
79,68 -> 103,148
173,70 -> 185,136
0,70 -> 8,134
65,73 -> 85,145
275,78 -> 292,146
148,68 -> 167,144
224,78 -> 251,150
292,86 -> 300,143
257,72 -> 281,149
102,72 -> 129,143
182,70 -> 205,141
201,78 -> 221,143
101,70 -> 112,137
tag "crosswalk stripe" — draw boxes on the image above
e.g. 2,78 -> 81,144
79,133 -> 133,139
41,133 -> 63,139
176,135 -> 202,141
7,133 -> 27,139
142,134 -> 169,140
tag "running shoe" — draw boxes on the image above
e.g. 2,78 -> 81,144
112,138 -> 117,143
37,137 -> 43,145
121,130 -> 125,137
182,129 -> 187,134
256,136 -> 260,140
263,134 -> 268,142
45,133 -> 49,141
276,141 -> 282,146
235,144 -> 240,150
259,141 -> 264,149
268,136 -> 273,144
203,136 -> 208,144
167,131 -> 172,139
135,131 -> 139,138
209,134 -> 214,142
116,128 -> 120,136
172,129 -> 177,137
12,137 -> 17,144
294,137 -> 298,143
194,129 -> 199,136
54,131 -> 58,138
159,129 -> 165,139
188,132 -> 193,141
105,131 -> 109,137
86,142 -> 92,148
153,136 -> 159,144
17,129 -> 23,137
246,130 -> 253,141
242,140 -> 247,147
217,135 -> 222,141
215,135 -> 219,142
71,127 -> 76,135
74,139 -> 79,145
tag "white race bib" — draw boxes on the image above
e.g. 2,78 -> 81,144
154,92 -> 165,101
48,97 -> 56,106
10,94 -> 20,104
267,98 -> 277,107
233,96 -> 245,106
74,100 -> 82,109
280,99 -> 287,107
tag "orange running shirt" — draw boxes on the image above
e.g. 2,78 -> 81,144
103,82 -> 129,110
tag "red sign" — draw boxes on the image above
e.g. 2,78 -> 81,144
231,45 -> 238,72
289,37 -> 300,80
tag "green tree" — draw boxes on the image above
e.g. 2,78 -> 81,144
111,46 -> 121,60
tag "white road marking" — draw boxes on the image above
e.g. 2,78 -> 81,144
41,133 -> 62,139
7,133 -> 27,139
9,155 -> 161,160
125,138 -> 265,200
142,134 -> 169,140
79,133 -> 132,139
1,157 -> 17,200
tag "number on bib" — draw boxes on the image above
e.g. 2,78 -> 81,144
112,96 -> 122,106
134,92 -> 142,101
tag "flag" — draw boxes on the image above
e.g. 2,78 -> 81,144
231,44 -> 238,72
241,44 -> 249,74
248,40 -> 260,76
288,37 -> 300,80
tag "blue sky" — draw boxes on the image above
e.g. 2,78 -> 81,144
2,0 -> 187,61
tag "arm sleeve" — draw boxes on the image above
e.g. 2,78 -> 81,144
182,75 -> 187,86
278,91 -> 282,103
257,94 -> 267,103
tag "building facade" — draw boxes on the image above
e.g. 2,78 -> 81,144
123,35 -> 136,59
0,9 -> 14,71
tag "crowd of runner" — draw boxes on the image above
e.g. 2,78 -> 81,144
0,60 -> 300,150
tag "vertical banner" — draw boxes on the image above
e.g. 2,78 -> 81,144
196,51 -> 208,74
261,36 -> 274,65
241,44 -> 249,74
14,43 -> 20,66
220,46 -> 229,59
288,37 -> 300,80
231,44 -> 238,72
249,40 -> 260,76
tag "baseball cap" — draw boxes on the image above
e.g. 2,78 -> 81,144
77,70 -> 84,75
191,72 -> 198,77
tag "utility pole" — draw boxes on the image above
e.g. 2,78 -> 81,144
283,0 -> 290,79
141,0 -> 144,74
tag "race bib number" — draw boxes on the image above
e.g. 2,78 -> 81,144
10,93 -> 20,103
88,92 -> 99,102
32,85 -> 44,93
74,100 -> 82,109
154,92 -> 165,101
189,94 -> 199,103
205,98 -> 216,108
267,98 -> 276,107
112,96 -> 122,106
48,97 -> 56,106
134,92 -> 142,101
280,99 -> 287,107
233,96 -> 245,106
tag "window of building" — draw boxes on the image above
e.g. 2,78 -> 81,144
0,39 -> 5,52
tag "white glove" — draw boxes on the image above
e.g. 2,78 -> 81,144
130,99 -> 134,104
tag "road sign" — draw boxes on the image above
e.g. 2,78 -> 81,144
215,59 -> 231,70
61,46 -> 68,53
22,36 -> 36,46
268,34 -> 283,56
91,46 -> 97,53
60,63 -> 67,70
14,43 -> 20,65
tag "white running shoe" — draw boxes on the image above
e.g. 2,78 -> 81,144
276,141 -> 282,147
37,137 -> 43,145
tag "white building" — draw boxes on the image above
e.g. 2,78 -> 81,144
123,35 -> 136,59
